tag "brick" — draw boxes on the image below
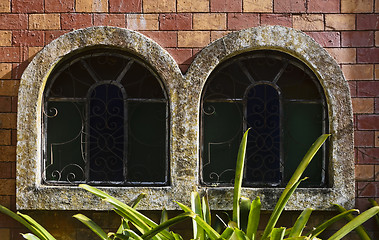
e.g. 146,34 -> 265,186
29,14 -> 60,30
177,0 -> 209,12
0,146 -> 15,162
358,48 -> 379,63
306,32 -> 340,47
166,48 -> 193,65
0,81 -> 19,96
127,14 -> 158,30
293,14 -> 323,31
61,13 -> 93,30
178,31 -> 210,48
94,14 -> 126,27
0,179 -> 14,195
0,162 -> 12,178
0,14 -> 27,30
140,31 -> 177,47
45,30 -> 68,44
11,129 -> 15,145
274,0 -> 306,13
110,0 -> 141,12
244,0 -> 272,12
0,113 -> 16,129
358,81 -> 379,97
357,14 -> 379,30
358,115 -> 379,129
159,13 -> 192,30
342,65 -> 373,80
261,14 -> 292,27
326,48 -> 356,64
0,97 -> 11,112
0,0 -> 9,12
342,31 -> 374,47
352,98 -> 374,113
0,31 -> 11,46
357,182 -> 379,197
356,164 -> 374,180
143,0 -> 176,13
375,131 -> 379,146
377,0 -> 379,12
76,0 -> 108,12
357,147 -> 379,163
28,47 -> 42,61
0,47 -> 19,63
307,0 -> 339,13
376,31 -> 379,46
12,0 -> 43,13
349,81 -> 357,97
0,229 -> 10,240
355,130 -> 375,147
11,97 -> 16,112
0,129 -> 10,145
12,61 -> 28,79
227,13 -> 259,30
193,13 -> 226,30
211,31 -> 231,41
12,31 -> 44,47
325,14 -> 356,30
45,0 -> 75,12
376,65 -> 379,79
211,0 -> 242,12
341,0 -> 373,13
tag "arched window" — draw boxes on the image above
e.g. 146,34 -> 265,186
43,49 -> 169,185
201,50 -> 328,187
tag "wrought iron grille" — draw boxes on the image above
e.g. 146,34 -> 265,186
43,49 -> 169,186
201,50 -> 328,187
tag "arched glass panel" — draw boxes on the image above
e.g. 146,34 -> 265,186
201,50 -> 328,187
43,49 -> 169,186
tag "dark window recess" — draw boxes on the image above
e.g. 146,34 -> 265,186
201,50 -> 328,187
43,49 -> 169,186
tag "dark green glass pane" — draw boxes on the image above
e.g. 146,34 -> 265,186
241,55 -> 285,82
277,64 -> 320,100
45,101 -> 85,182
202,102 -> 243,184
87,54 -> 129,81
283,102 -> 325,186
128,102 -> 167,183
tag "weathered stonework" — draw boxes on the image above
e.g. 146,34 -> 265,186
17,25 -> 354,211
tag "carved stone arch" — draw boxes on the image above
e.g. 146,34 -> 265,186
186,26 -> 354,210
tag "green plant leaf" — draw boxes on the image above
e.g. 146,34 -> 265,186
142,212 -> 194,240
330,205 -> 378,240
308,209 -> 358,238
270,227 -> 285,240
240,196 -> 251,233
172,232 -> 183,240
261,134 -> 329,240
116,218 -> 130,235
176,201 -> 221,240
18,212 -> 56,240
0,205 -> 49,240
368,199 -> 379,227
191,191 -> 205,240
21,233 -> 42,240
202,194 -> 211,226
109,233 -> 130,240
125,229 -> 144,240
288,208 -> 313,237
246,197 -> 261,240
80,184 -> 172,240
233,129 -> 250,229
220,227 -> 234,239
160,208 -> 169,232
234,228 -> 248,240
73,214 -> 109,240
130,193 -> 147,209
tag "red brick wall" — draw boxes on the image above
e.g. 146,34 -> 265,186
0,0 -> 378,239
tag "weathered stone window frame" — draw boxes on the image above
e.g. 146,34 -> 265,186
17,26 -> 354,211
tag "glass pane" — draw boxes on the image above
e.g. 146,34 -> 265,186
89,84 -> 125,182
202,102 -> 243,184
45,101 -> 85,182
128,102 -> 167,183
241,54 -> 285,82
283,102 -> 325,186
245,85 -> 281,185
